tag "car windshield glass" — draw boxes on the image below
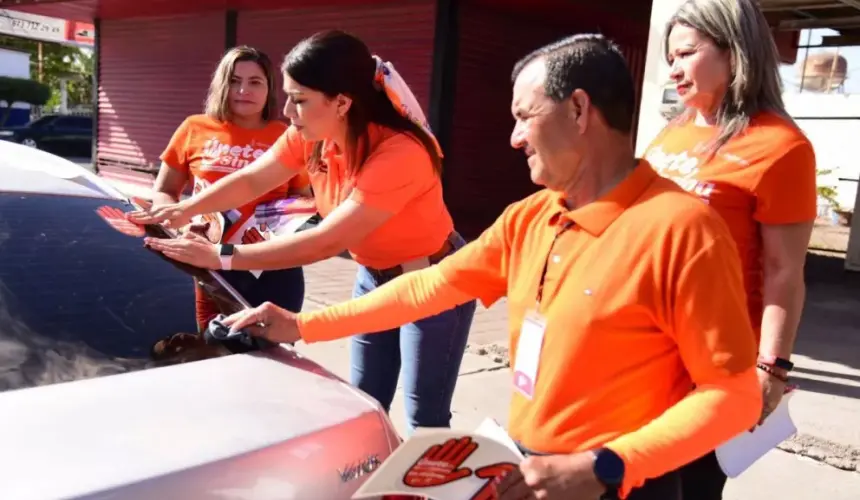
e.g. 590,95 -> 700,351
0,193 -> 248,393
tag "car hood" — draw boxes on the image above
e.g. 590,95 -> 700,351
0,348 -> 386,499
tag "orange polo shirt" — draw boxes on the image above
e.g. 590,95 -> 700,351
161,114 -> 310,241
269,123 -> 454,270
296,161 -> 761,496
644,112 -> 817,332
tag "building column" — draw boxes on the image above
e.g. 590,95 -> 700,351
634,0 -> 684,155
91,17 -> 100,169
428,0 -> 460,192
225,10 -> 238,50
846,187 -> 860,271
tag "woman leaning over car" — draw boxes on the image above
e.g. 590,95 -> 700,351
147,45 -> 311,332
129,30 -> 477,432
643,0 -> 817,498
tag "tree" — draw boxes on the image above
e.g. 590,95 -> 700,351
0,35 -> 93,108
0,76 -> 50,126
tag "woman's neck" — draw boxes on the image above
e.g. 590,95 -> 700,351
230,114 -> 266,130
693,109 -> 718,127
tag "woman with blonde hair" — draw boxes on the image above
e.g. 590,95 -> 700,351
643,0 -> 816,497
148,45 -> 311,331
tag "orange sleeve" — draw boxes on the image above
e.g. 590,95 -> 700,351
270,125 -> 309,172
297,267 -> 473,343
289,170 -> 311,190
349,135 -> 432,214
160,117 -> 194,172
434,206 -> 511,307
753,140 -> 817,225
606,233 -> 761,497
296,206 -> 515,341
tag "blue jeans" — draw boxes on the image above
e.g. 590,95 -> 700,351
350,234 -> 477,433
223,267 -> 305,312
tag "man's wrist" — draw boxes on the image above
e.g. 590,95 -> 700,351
591,447 -> 625,498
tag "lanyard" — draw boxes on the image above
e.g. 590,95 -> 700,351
535,219 -> 575,305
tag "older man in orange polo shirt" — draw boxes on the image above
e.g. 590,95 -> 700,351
222,34 -> 762,499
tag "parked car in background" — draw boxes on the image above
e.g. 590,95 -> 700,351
0,141 -> 404,500
0,114 -> 93,157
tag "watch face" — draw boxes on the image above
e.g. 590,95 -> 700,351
595,448 -> 625,486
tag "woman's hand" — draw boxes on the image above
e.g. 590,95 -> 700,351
222,302 -> 302,344
144,231 -> 221,269
128,199 -> 194,229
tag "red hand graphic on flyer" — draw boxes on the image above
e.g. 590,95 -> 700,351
402,437 -> 478,488
470,462 -> 518,500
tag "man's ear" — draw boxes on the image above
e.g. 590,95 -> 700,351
570,89 -> 590,133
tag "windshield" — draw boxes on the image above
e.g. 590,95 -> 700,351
0,193 -> 247,393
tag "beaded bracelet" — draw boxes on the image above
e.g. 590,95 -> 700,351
756,362 -> 789,383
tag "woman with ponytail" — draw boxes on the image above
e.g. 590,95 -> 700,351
130,30 -> 476,433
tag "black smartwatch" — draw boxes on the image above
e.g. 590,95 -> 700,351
592,447 -> 625,499
218,243 -> 235,271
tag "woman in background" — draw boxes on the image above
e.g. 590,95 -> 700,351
644,0 -> 817,497
148,45 -> 310,331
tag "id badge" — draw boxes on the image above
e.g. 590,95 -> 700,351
513,309 -> 546,400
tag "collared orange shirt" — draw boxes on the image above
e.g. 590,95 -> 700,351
296,161 -> 760,496
269,123 -> 454,270
644,112 -> 817,333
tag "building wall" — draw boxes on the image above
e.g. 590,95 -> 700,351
97,13 -> 225,171
95,2 -> 436,172
445,4 -> 649,239
237,1 -> 436,115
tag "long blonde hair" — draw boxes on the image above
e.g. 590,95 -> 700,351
204,45 -> 278,122
664,0 -> 790,152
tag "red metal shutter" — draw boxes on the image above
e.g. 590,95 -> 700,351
446,6 -> 650,239
446,6 -> 569,240
236,1 -> 436,118
97,13 -> 226,173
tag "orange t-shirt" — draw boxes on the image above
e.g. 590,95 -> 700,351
644,112 -> 817,332
269,123 -> 454,270
296,162 -> 760,495
161,114 -> 310,241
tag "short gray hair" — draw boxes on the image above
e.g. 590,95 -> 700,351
664,0 -> 790,152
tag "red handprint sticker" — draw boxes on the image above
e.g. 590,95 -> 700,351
241,226 -> 266,244
402,437 -> 479,488
96,206 -> 145,237
470,462 -> 518,500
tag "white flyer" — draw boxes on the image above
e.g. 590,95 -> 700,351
352,419 -> 523,500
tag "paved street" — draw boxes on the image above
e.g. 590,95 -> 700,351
103,172 -> 860,498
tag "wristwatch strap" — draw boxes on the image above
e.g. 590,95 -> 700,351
218,243 -> 235,271
758,354 -> 794,371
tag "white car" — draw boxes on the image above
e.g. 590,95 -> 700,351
0,141 -> 407,500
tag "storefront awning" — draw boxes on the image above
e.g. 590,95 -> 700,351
763,0 -> 860,45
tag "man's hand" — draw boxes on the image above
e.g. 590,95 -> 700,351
221,301 -> 302,344
495,453 -> 605,500
755,368 -> 787,427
